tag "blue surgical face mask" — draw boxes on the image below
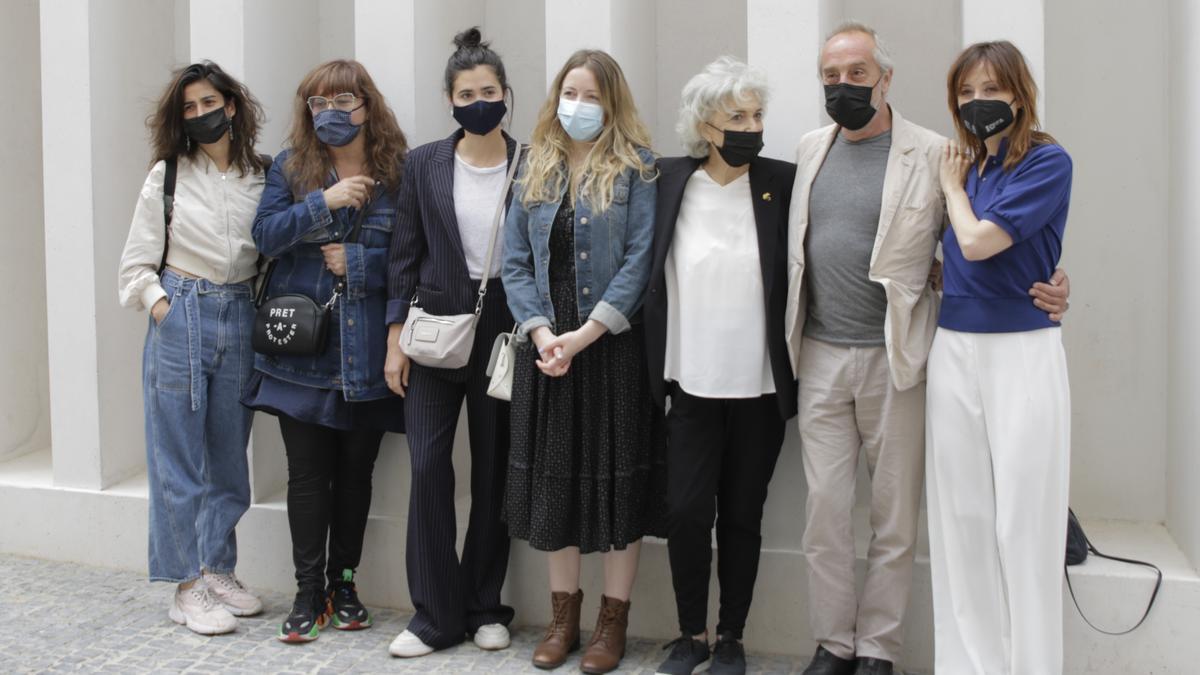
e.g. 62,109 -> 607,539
557,98 -> 605,142
313,108 -> 362,147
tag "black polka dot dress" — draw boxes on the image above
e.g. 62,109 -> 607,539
504,194 -> 667,554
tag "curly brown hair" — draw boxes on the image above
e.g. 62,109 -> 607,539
284,60 -> 408,196
146,61 -> 268,176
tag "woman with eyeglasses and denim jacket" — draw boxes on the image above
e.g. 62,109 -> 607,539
243,59 -> 407,644
118,61 -> 268,636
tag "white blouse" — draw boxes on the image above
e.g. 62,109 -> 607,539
453,152 -> 508,279
664,169 -> 774,398
118,153 -> 264,311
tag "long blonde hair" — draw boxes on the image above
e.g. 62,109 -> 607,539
520,50 -> 656,213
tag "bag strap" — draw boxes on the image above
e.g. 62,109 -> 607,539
157,157 -> 178,275
472,142 -> 523,314
1065,529 -> 1163,635
256,182 -> 377,310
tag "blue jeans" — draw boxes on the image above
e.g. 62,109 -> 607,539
143,270 -> 255,583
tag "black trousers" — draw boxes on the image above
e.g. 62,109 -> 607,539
278,415 -> 384,593
403,286 -> 514,649
665,385 -> 786,639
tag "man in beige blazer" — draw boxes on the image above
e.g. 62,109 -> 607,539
789,22 -> 1070,675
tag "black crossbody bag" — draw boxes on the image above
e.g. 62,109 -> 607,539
1065,508 -> 1163,635
251,197 -> 371,356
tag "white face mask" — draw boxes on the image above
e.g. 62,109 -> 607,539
557,98 -> 605,141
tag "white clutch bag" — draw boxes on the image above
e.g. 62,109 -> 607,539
485,326 -> 519,401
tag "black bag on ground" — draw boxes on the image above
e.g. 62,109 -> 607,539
1065,507 -> 1163,635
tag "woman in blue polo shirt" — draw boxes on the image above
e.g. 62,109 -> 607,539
926,41 -> 1073,675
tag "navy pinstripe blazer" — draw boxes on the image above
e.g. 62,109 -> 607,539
386,128 -> 520,328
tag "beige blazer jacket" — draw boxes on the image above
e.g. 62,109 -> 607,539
785,108 -> 946,391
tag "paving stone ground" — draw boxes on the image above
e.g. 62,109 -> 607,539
0,554 -> 821,674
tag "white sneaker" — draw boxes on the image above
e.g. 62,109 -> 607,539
169,581 -> 237,635
389,629 -> 435,657
473,623 -> 511,650
203,571 -> 263,617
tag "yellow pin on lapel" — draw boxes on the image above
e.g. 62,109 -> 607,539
762,192 -> 772,202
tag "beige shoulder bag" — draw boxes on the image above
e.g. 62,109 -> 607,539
400,144 -> 521,369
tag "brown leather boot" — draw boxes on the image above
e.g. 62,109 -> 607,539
579,594 -> 630,674
532,589 -> 583,669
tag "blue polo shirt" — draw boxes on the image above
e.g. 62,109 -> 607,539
939,140 -> 1072,333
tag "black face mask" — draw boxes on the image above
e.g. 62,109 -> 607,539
959,98 -> 1015,141
824,79 -> 880,130
707,123 -> 764,167
184,107 -> 231,145
453,99 -> 508,136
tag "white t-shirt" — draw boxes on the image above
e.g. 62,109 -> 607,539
664,168 -> 774,398
453,152 -> 508,279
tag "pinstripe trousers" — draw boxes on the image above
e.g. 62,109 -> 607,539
403,284 -> 515,649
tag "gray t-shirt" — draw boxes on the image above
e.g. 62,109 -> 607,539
804,130 -> 891,346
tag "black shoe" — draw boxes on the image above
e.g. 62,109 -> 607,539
328,569 -> 372,630
855,657 -> 894,675
655,633 -> 710,674
277,589 -> 330,643
803,645 -> 858,675
709,631 -> 747,675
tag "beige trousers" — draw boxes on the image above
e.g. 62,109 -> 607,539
798,338 -> 925,662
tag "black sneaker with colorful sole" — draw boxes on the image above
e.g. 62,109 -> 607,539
277,589 -> 330,644
329,568 -> 372,630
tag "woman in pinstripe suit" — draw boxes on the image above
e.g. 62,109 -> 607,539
382,28 -> 520,658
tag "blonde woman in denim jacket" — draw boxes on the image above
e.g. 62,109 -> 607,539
501,49 -> 665,675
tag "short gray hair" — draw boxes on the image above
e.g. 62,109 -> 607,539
819,20 -> 894,76
676,56 -> 770,159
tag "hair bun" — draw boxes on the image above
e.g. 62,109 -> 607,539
453,27 -> 487,50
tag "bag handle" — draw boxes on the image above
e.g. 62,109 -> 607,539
1065,526 -> 1163,635
255,177 -> 375,309
472,142 -> 523,314
157,158 -> 178,275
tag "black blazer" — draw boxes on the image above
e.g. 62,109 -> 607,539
643,155 -> 798,420
385,129 -> 520,380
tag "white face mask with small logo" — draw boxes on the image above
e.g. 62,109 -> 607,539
557,98 -> 605,141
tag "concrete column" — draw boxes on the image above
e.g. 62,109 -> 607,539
189,0 -> 245,76
0,0 -> 50,464
484,0 -> 546,141
41,0 -> 177,489
840,0 -> 961,136
1168,0 -> 1200,566
1043,0 -> 1168,522
746,0 -> 828,162
652,0 -> 748,157
960,0 -> 1045,121
544,0 -> 658,141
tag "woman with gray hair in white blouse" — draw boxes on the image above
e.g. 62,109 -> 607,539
643,56 -> 798,675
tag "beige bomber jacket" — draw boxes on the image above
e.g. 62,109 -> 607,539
118,153 -> 264,311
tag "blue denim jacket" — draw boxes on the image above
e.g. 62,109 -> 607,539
502,148 -> 657,335
251,149 -> 398,400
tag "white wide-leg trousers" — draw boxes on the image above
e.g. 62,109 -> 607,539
925,327 -> 1071,675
